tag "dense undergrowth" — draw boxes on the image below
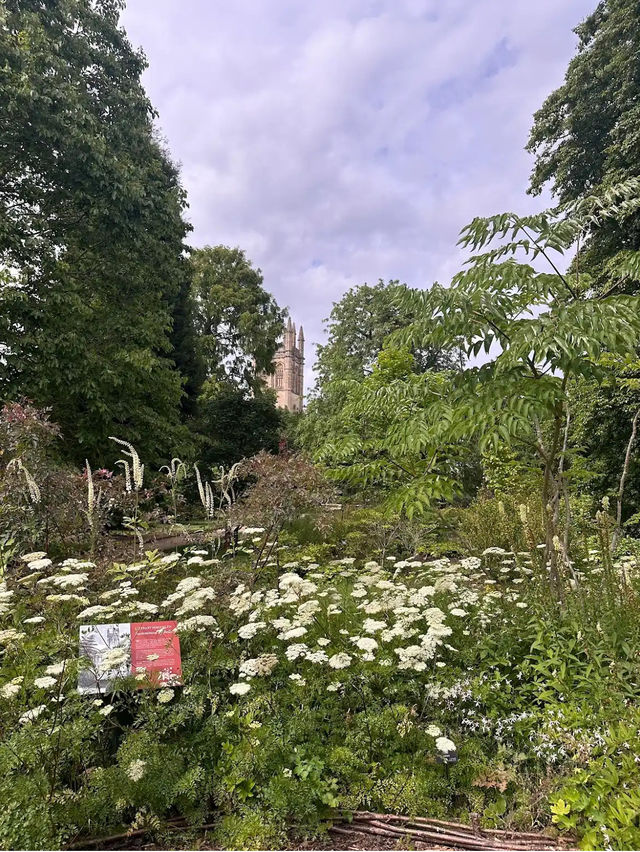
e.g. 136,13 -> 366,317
1,515 -> 640,850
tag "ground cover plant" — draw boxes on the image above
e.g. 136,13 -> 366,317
1,509 -> 640,849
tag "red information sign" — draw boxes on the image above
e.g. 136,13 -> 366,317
130,621 -> 182,687
79,620 -> 182,694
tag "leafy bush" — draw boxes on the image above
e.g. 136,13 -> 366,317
450,491 -> 545,555
550,715 -> 640,850
0,402 -> 127,556
2,507 -> 640,848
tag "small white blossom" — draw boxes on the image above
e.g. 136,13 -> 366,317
435,736 -> 457,753
126,759 -> 147,781
238,622 -> 266,639
33,676 -> 57,689
157,688 -> 174,704
21,551 -> 47,563
354,637 -> 378,653
19,704 -> 47,724
1,676 -> 24,699
328,653 -> 352,670
0,628 -> 25,644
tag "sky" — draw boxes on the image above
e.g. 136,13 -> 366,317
120,0 -> 594,389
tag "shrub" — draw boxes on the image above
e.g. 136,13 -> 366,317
450,491 -> 545,555
550,713 -> 640,850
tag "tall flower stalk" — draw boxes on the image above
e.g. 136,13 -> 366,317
110,437 -> 145,557
159,458 -> 187,525
84,460 -> 100,558
7,458 -> 41,504
194,465 -> 215,520
213,463 -> 240,511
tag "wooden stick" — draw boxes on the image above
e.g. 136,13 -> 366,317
353,819 -> 508,850
350,811 -> 562,844
347,816 -> 564,850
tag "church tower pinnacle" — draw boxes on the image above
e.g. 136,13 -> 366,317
263,317 -> 304,412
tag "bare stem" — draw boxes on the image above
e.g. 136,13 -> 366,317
613,407 -> 640,552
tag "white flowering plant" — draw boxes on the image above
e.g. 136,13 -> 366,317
1,534 -> 640,849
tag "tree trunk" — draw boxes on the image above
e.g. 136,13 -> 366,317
612,407 -> 640,552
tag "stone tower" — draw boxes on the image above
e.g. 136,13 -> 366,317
264,318 -> 304,412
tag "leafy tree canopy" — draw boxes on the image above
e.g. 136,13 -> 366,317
314,279 -> 458,388
569,353 -> 640,518
315,346 -> 464,517
527,0 -> 640,284
194,383 -> 284,472
317,182 -> 640,530
0,0 -> 194,465
190,246 -> 285,391
300,280 -> 457,455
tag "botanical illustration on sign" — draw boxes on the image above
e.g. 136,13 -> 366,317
78,623 -> 130,695
78,621 -> 181,694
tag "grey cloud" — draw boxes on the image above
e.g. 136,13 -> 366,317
121,0 -> 594,388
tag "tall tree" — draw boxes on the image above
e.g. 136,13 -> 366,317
527,0 -> 640,285
314,280 -> 457,388
300,280 -> 457,454
0,0 -> 193,465
374,184 -> 640,563
167,273 -> 206,421
195,383 -> 284,471
190,246 -> 285,391
189,245 -> 286,466
527,0 -> 640,516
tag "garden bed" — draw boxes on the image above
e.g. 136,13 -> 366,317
65,811 -> 574,851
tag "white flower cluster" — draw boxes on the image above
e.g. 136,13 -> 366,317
176,615 -> 221,635
1,541 -> 540,741
126,759 -> 147,781
239,654 -> 279,678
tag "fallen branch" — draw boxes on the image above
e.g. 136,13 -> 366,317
333,811 -> 573,850
352,811 -> 559,843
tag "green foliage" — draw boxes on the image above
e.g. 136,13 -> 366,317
195,384 -> 284,471
528,0 -> 640,286
390,183 -> 640,560
301,280 -> 457,456
481,445 -> 542,498
570,355 -> 640,518
314,279 -> 457,386
0,402 -> 127,555
214,811 -> 284,850
0,769 -> 57,850
550,714 -> 640,850
314,346 -> 465,517
0,0 -> 193,465
168,276 -> 206,420
450,492 -> 545,555
231,451 -> 334,570
191,246 -> 285,390
315,182 -> 640,528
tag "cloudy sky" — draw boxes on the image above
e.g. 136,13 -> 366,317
121,0 -> 593,388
